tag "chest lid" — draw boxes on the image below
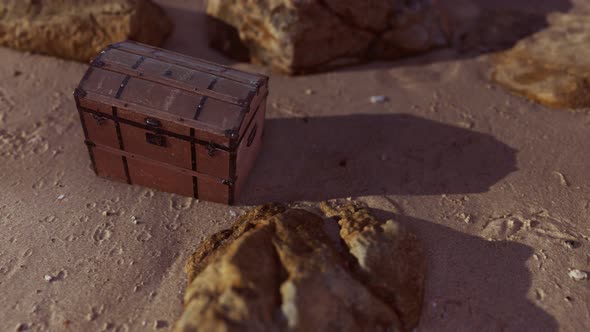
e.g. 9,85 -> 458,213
74,41 -> 268,148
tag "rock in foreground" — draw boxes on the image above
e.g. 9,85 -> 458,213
207,0 -> 449,74
175,203 -> 425,332
491,13 -> 590,109
0,0 -> 173,62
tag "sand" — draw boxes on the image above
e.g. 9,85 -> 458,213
0,0 -> 589,331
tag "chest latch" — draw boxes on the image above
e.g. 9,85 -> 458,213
145,117 -> 161,127
146,132 -> 167,147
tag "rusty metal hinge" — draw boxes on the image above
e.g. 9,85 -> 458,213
92,114 -> 107,126
207,143 -> 217,157
73,88 -> 87,98
92,60 -> 106,68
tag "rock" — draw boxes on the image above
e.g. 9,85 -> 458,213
568,269 -> 588,281
0,0 -> 173,62
15,323 -> 31,332
320,203 -> 426,331
370,95 -> 389,104
175,203 -> 425,332
154,320 -> 169,329
450,8 -> 550,54
491,13 -> 590,109
206,0 -> 450,74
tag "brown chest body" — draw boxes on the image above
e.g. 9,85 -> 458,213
74,41 -> 268,205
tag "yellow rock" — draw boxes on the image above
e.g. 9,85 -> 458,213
176,203 -> 425,332
0,0 -> 173,62
491,13 -> 590,109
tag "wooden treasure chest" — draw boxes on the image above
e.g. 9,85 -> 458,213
73,41 -> 268,204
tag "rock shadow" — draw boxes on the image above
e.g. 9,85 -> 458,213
239,114 -> 517,204
159,6 -> 236,65
370,208 -> 558,331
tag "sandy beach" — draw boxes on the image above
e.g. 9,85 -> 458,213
1,0 -> 589,330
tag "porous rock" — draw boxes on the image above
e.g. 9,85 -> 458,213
0,0 -> 173,62
175,203 -> 425,332
491,13 -> 590,109
206,0 -> 450,74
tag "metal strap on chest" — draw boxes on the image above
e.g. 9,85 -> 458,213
115,76 -> 131,99
132,56 -> 145,70
193,77 -> 219,120
113,71 -> 135,184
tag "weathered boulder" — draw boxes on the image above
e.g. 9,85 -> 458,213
0,0 -> 173,62
175,203 -> 425,332
491,13 -> 590,109
320,203 -> 426,331
207,0 -> 450,74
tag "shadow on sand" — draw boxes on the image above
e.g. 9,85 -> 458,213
239,114 -> 517,204
372,208 -> 558,331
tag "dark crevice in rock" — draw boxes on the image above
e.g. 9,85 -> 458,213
316,0 -> 383,35
88,13 -> 109,41
270,239 -> 290,330
366,9 -> 397,59
313,0 -> 379,67
207,15 -> 251,62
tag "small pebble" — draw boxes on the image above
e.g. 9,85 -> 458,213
57,194 -> 65,200
131,216 -> 140,224
370,95 -> 388,104
563,239 -> 580,249
16,323 -> 30,331
154,320 -> 169,329
304,88 -> 314,95
229,210 -> 237,218
43,275 -> 54,282
568,269 -> 588,281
